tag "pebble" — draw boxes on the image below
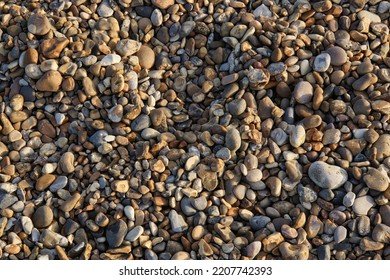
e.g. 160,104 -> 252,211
97,0 -> 113,17
225,127 -> 241,152
199,239 -> 213,257
137,45 -> 155,69
152,0 -> 174,9
49,176 -> 68,192
21,216 -> 33,235
228,99 -> 246,116
111,180 -> 129,193
131,114 -> 151,132
106,220 -> 127,248
293,81 -> 313,104
108,105 -> 124,123
116,39 -> 141,57
35,71 -> 62,92
125,226 -> 144,242
334,226 -> 347,243
373,134 -> 390,162
290,125 -> 305,148
363,168 -> 389,192
100,54 -> 121,66
59,152 -> 75,174
246,241 -> 262,259
250,216 -> 271,230
308,161 -> 348,190
343,192 -> 356,207
313,53 -> 331,72
372,224 -> 390,243
28,14 -> 51,35
279,242 -> 309,260
326,46 -> 348,66
32,206 -> 53,228
353,196 -> 376,216
169,210 -> 188,233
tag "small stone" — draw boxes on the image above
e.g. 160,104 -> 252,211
192,196 -> 208,211
357,10 -> 381,23
372,224 -> 390,243
290,125 -> 305,148
169,210 -> 188,233
89,130 -> 108,147
326,46 -> 348,66
281,224 -> 298,239
250,216 -> 271,230
128,71 -> 138,90
151,0 -> 174,9
49,176 -> 68,192
185,155 -> 200,171
125,225 -> 144,242
171,251 -> 191,260
59,152 -> 75,174
308,161 -> 348,190
111,74 -> 125,93
35,70 -> 62,92
246,241 -> 262,259
271,128 -> 289,146
40,229 -> 68,249
353,196 -> 376,216
83,77 -> 97,96
131,114 -> 151,132
192,225 -> 205,240
317,245 -> 331,260
293,81 -> 313,104
254,4 -> 272,18
279,242 -> 309,260
21,216 -> 33,235
60,193 -> 81,212
32,206 -> 53,228
97,0 -> 114,17
111,180 -> 129,193
108,105 -> 124,123
106,220 -> 127,248
199,239 -> 213,256
262,232 -> 284,252
0,193 -> 17,210
343,192 -> 356,207
228,99 -> 246,116
323,129 -> 341,145
116,39 -> 141,57
298,185 -> 318,203
40,38 -> 69,58
334,226 -> 347,243
28,14 -> 51,35
363,168 -> 389,192
100,54 -> 121,66
137,45 -> 155,69
151,9 -> 163,26
313,53 -> 331,72
352,73 -> 378,91
245,169 -> 263,183
225,127 -> 241,152
141,128 -> 160,139
373,134 -> 390,161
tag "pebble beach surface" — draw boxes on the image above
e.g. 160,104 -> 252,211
0,0 -> 390,260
